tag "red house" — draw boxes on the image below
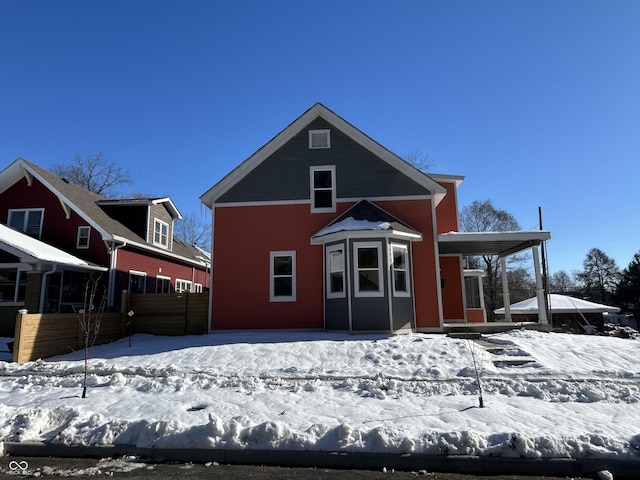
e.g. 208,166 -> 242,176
200,104 -> 550,333
0,158 -> 210,336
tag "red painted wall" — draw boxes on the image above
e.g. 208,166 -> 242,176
434,181 -> 459,234
439,255 -> 465,321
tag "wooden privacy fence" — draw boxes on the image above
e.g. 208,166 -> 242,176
12,293 -> 209,363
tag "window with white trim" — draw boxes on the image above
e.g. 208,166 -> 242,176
194,283 -> 203,293
354,242 -> 383,297
129,271 -> 147,294
270,251 -> 296,302
326,244 -> 345,298
310,166 -> 336,212
8,208 -> 44,238
156,275 -> 171,293
309,129 -> 330,149
76,226 -> 91,249
153,218 -> 169,248
176,279 -> 192,293
0,268 -> 27,303
391,243 -> 410,297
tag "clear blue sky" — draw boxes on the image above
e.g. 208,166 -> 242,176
1,0 -> 638,274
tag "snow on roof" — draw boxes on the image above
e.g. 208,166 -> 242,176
313,217 -> 392,238
0,223 -> 106,269
495,293 -> 620,314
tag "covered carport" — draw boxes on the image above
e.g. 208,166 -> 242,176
438,230 -> 551,324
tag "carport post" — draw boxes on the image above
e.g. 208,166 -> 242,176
532,245 -> 548,324
500,257 -> 511,322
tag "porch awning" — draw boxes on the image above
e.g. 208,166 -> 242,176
438,231 -> 551,258
0,224 -> 106,271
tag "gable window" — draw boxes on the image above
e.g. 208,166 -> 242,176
156,275 -> 171,293
176,279 -> 192,293
0,268 -> 27,303
270,251 -> 296,302
310,166 -> 336,213
76,226 -> 91,249
129,271 -> 146,294
153,218 -> 169,248
326,244 -> 345,298
354,242 -> 383,297
8,208 -> 44,238
391,243 -> 410,297
309,129 -> 330,149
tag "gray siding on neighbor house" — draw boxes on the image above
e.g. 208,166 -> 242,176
217,118 -> 431,203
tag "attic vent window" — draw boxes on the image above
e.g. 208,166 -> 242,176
309,129 -> 330,149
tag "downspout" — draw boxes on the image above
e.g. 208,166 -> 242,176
39,264 -> 58,313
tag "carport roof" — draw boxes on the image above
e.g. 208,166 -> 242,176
438,231 -> 551,258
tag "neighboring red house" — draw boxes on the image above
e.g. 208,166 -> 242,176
201,104 -> 550,333
0,158 -> 210,336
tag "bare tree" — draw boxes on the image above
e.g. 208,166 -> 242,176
174,212 -> 211,251
577,248 -> 620,304
52,152 -> 133,198
549,270 -> 578,293
460,200 -> 522,321
403,148 -> 435,172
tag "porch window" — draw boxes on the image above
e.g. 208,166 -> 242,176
465,276 -> 482,308
326,244 -> 345,298
8,208 -> 44,238
310,166 -> 336,213
153,218 -> 169,248
270,251 -> 296,302
176,279 -> 192,293
77,226 -> 91,249
391,243 -> 410,297
354,242 -> 383,297
129,271 -> 147,294
0,268 -> 26,303
156,276 -> 171,293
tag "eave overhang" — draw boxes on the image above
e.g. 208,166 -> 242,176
438,231 -> 551,258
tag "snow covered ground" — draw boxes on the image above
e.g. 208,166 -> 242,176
0,329 -> 638,460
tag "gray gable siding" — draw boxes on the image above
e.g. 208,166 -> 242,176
217,118 -> 431,204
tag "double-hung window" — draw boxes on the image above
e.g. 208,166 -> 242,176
176,279 -> 192,293
156,276 -> 171,293
153,218 -> 169,248
77,226 -> 91,249
270,251 -> 296,302
354,242 -> 383,297
8,208 -> 44,238
129,271 -> 147,294
326,244 -> 345,298
391,243 -> 410,297
310,166 -> 336,213
0,268 -> 27,303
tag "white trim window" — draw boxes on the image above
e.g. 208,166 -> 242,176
309,129 -> 330,149
354,242 -> 383,297
128,271 -> 147,294
0,268 -> 27,303
8,208 -> 44,238
270,251 -> 296,302
156,275 -> 171,293
194,283 -> 203,293
326,244 -> 345,298
310,166 -> 336,213
153,218 -> 169,248
76,226 -> 91,249
391,243 -> 410,297
176,279 -> 192,293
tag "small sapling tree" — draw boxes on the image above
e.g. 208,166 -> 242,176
76,274 -> 106,398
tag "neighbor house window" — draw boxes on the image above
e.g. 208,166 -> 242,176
310,166 -> 336,212
354,242 -> 383,297
391,243 -> 410,297
129,271 -> 146,294
153,218 -> 169,248
156,276 -> 171,293
326,244 -> 345,298
309,129 -> 330,149
176,279 -> 192,293
194,283 -> 203,293
8,208 -> 44,238
270,251 -> 296,302
76,226 -> 91,249
0,268 -> 26,303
